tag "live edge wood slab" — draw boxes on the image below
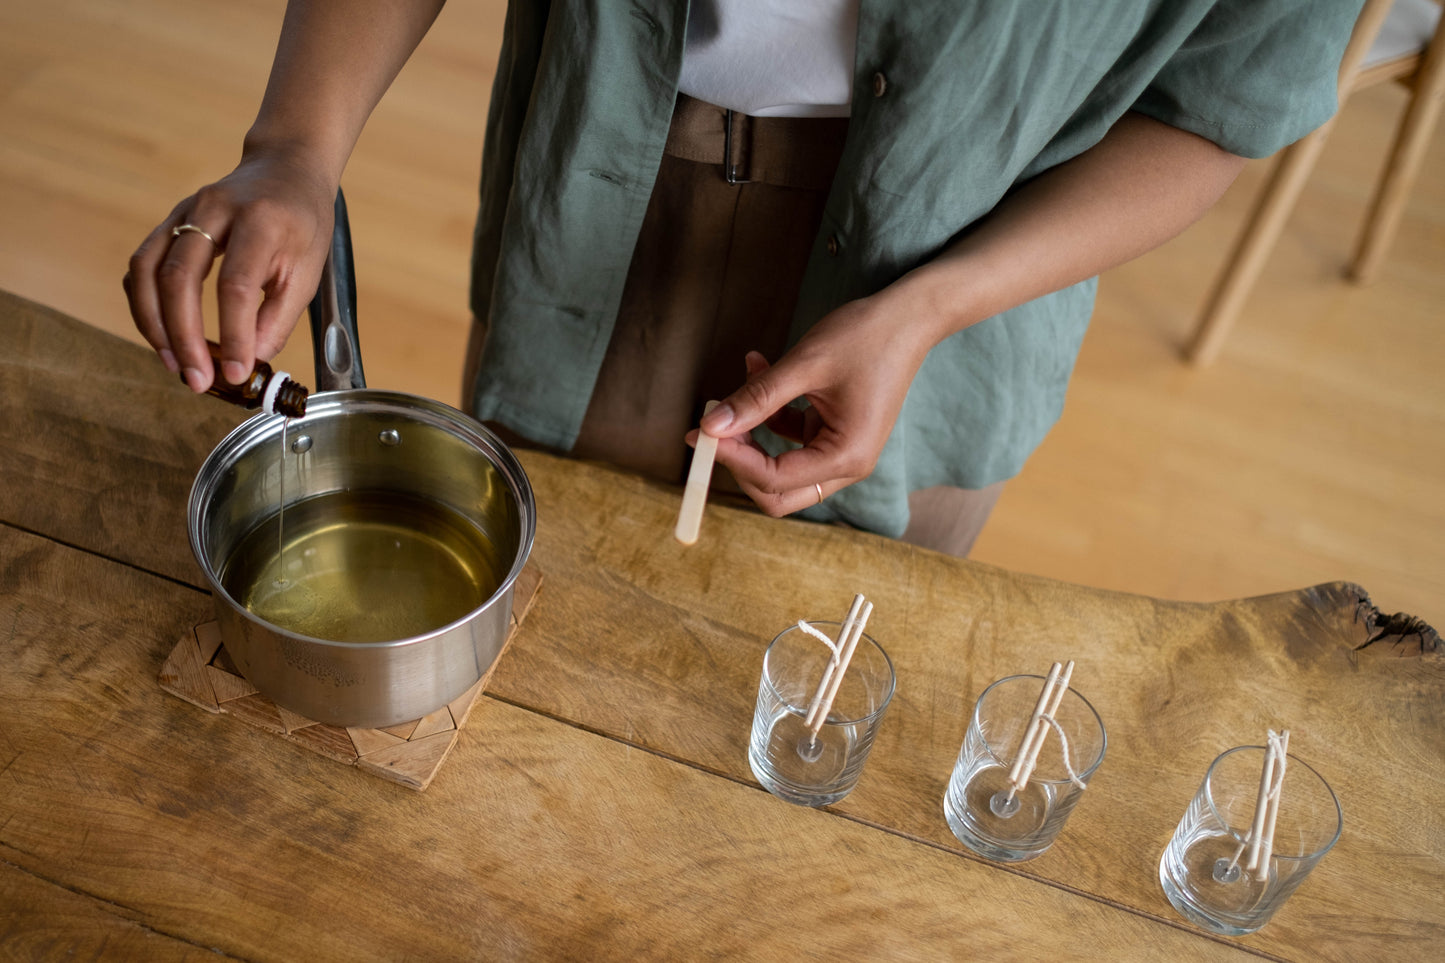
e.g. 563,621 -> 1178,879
2,291 -> 1441,961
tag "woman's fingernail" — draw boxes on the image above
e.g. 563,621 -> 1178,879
702,403 -> 734,434
221,360 -> 248,385
159,348 -> 179,373
183,367 -> 207,392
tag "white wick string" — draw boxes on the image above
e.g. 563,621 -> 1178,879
796,620 -> 842,662
1037,712 -> 1088,790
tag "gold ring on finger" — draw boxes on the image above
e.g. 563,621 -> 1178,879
172,223 -> 219,247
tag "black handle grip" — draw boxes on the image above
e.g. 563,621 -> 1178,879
306,188 -> 367,391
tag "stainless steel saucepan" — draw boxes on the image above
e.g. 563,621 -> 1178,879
188,191 -> 535,728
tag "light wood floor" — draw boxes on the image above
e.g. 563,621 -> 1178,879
4,1 -> 1441,626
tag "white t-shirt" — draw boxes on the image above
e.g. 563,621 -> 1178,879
677,0 -> 860,117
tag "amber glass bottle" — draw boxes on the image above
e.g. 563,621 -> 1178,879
200,340 -> 309,418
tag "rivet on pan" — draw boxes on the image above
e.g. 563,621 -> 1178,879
290,435 -> 313,454
378,429 -> 401,447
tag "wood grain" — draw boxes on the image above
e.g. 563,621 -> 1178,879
0,293 -> 242,585
1,526 -> 1266,962
0,861 -> 242,963
479,454 -> 1445,962
5,305 -> 1440,959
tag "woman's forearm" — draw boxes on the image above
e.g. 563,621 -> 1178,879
243,0 -> 448,180
888,110 -> 1248,347
702,111 -> 1248,508
122,0 -> 447,389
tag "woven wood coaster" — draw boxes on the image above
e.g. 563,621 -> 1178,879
159,564 -> 542,791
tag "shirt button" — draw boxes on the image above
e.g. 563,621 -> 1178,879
826,233 -> 840,257
872,71 -> 888,97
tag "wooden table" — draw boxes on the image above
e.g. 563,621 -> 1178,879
2,291 -> 1440,961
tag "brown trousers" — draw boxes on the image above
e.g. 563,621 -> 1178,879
465,95 -> 1001,557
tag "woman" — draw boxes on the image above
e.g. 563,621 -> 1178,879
124,0 -> 1362,554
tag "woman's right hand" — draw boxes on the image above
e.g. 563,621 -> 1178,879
123,148 -> 337,393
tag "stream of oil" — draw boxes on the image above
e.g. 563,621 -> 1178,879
221,487 -> 506,644
277,417 -> 289,587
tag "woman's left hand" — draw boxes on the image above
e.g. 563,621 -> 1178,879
698,291 -> 934,516
696,110 -> 1249,519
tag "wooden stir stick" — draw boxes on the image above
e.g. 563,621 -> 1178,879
675,401 -> 721,545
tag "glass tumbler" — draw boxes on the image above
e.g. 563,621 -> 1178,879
1159,745 -> 1342,935
943,673 -> 1107,861
747,620 -> 895,807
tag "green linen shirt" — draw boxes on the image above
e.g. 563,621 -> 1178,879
467,0 -> 1361,538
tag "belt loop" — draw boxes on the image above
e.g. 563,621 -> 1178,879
723,109 -> 751,185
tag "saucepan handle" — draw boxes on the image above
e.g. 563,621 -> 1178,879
307,188 -> 367,391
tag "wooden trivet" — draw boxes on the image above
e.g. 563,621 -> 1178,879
159,564 -> 542,791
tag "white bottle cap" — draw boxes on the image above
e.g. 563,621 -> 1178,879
261,370 -> 290,416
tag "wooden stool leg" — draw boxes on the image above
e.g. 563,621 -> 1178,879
1185,0 -> 1394,366
1185,124 -> 1335,366
1348,27 -> 1445,284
